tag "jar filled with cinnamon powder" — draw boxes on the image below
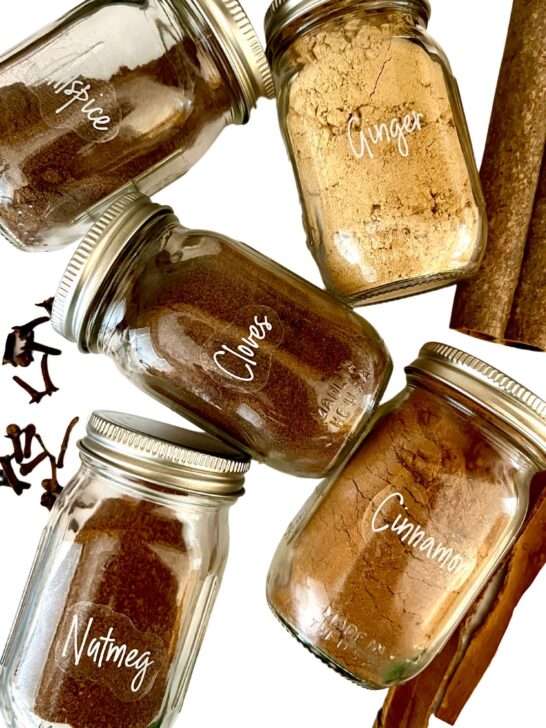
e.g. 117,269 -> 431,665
0,0 -> 274,251
267,343 -> 546,688
0,410 -> 250,728
265,0 -> 487,304
50,192 -> 391,478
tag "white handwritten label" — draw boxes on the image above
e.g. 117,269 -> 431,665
369,491 -> 465,574
47,77 -> 112,132
213,315 -> 274,382
348,111 -> 424,160
54,603 -> 165,702
203,306 -> 284,392
26,46 -> 121,143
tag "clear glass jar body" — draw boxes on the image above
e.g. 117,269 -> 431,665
84,213 -> 391,478
269,0 -> 487,304
0,456 -> 235,728
0,0 -> 242,251
267,379 -> 536,688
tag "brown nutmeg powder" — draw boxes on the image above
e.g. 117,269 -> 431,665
284,15 -> 482,302
268,386 -> 521,687
33,497 -> 189,728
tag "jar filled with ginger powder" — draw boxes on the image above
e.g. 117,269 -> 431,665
265,0 -> 487,304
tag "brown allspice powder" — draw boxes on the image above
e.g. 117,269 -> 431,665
0,40 -> 231,249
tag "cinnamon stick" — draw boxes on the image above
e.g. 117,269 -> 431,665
504,158 -> 546,349
451,0 -> 546,341
374,474 -> 546,728
436,478 -> 546,723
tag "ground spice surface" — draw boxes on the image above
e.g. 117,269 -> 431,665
268,387 -> 520,687
284,14 -> 482,301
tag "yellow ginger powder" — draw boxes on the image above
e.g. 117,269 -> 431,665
284,16 -> 482,302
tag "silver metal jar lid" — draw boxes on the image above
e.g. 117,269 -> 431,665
193,0 -> 275,116
265,0 -> 431,51
51,191 -> 171,350
80,411 -> 251,495
406,342 -> 546,465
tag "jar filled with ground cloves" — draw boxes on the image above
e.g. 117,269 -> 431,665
50,192 -> 391,478
267,343 -> 546,688
265,0 -> 487,304
0,0 -> 274,251
0,410 -> 250,728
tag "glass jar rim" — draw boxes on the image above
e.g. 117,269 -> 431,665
171,0 -> 275,119
51,192 -> 171,352
79,411 -> 250,497
406,342 -> 546,467
265,0 -> 431,55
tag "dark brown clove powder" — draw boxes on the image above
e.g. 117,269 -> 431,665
102,222 -> 391,477
34,497 -> 188,728
0,40 -> 231,249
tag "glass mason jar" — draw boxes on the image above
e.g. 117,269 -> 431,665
265,0 -> 487,305
0,0 -> 274,251
267,343 -> 546,688
0,410 -> 250,728
50,191 -> 391,478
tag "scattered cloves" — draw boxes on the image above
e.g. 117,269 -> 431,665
3,299 -> 63,403
0,418 -> 78,508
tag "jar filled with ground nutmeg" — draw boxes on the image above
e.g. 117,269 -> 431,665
267,343 -> 546,688
0,410 -> 250,728
265,0 -> 487,304
0,0 -> 274,251
50,192 -> 391,478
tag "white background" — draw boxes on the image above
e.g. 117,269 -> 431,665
0,1 -> 544,726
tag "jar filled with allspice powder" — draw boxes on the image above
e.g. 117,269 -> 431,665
267,343 -> 546,688
0,0 -> 274,251
0,411 -> 250,728
50,192 -> 391,478
265,0 -> 487,304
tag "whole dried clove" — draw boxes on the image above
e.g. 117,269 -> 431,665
23,424 -> 36,459
40,354 -> 59,396
2,332 -> 16,366
36,298 -> 54,317
20,451 -> 49,477
30,342 -> 62,358
6,425 -> 24,464
0,455 -> 31,496
57,417 -> 79,469
12,376 -> 47,405
40,491 -> 59,511
3,331 -> 34,368
12,317 -> 50,339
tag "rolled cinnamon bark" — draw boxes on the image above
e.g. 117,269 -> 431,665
504,158 -> 546,349
436,476 -> 546,724
451,0 -> 546,341
374,474 -> 546,728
